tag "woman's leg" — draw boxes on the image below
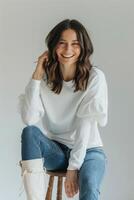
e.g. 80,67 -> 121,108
20,125 -> 70,200
78,147 -> 108,200
21,125 -> 70,170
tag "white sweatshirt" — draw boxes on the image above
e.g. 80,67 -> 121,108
18,66 -> 108,170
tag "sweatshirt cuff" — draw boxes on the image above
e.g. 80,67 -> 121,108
67,163 -> 80,171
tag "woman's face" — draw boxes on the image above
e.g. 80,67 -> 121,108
55,29 -> 81,65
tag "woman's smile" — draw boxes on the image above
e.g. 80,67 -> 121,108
61,54 -> 74,58
55,29 -> 81,65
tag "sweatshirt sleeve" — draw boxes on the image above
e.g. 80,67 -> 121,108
76,69 -> 108,127
67,118 -> 92,170
67,69 -> 108,170
18,78 -> 45,125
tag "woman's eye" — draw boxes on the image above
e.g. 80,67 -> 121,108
72,43 -> 79,45
58,42 -> 80,46
59,42 -> 65,44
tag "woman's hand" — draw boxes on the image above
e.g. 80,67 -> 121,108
64,170 -> 79,198
32,50 -> 49,80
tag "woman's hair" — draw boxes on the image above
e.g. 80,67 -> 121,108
43,19 -> 94,94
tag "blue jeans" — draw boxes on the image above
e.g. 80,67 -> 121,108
21,125 -> 108,200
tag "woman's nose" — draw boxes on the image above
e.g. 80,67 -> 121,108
64,44 -> 73,51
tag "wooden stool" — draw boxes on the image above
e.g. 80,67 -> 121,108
45,170 -> 67,200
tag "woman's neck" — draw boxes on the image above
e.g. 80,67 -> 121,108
60,63 -> 76,81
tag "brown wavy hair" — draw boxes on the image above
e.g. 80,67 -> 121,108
43,19 -> 94,94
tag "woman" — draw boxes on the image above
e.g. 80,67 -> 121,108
18,19 -> 108,200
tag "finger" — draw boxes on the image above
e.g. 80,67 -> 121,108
64,181 -> 69,194
64,181 -> 74,198
42,56 -> 49,62
43,51 -> 49,57
66,182 -> 75,197
74,183 -> 79,193
41,51 -> 48,56
71,182 -> 76,195
37,56 -> 48,64
38,52 -> 48,60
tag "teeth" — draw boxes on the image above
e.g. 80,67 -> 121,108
62,54 -> 74,58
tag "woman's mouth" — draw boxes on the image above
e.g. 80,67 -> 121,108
61,54 -> 74,58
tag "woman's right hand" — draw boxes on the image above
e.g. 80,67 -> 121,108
32,50 -> 49,80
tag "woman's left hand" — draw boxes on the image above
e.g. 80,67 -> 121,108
64,170 -> 79,198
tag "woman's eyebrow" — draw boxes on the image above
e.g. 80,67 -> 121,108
60,39 -> 79,41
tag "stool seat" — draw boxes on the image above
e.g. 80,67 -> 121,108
45,170 -> 67,200
46,170 -> 67,177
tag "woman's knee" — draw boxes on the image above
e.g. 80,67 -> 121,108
21,125 -> 41,141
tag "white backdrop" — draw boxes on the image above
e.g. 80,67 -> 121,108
0,0 -> 134,199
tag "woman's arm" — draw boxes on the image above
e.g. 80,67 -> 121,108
18,51 -> 49,125
18,79 -> 45,125
67,118 -> 92,170
67,68 -> 108,170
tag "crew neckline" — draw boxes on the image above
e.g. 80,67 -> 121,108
63,79 -> 74,86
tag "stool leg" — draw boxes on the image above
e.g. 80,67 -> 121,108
45,176 -> 54,200
57,177 -> 63,200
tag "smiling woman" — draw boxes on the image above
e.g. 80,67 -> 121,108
55,29 -> 81,82
18,19 -> 108,200
44,19 -> 94,93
